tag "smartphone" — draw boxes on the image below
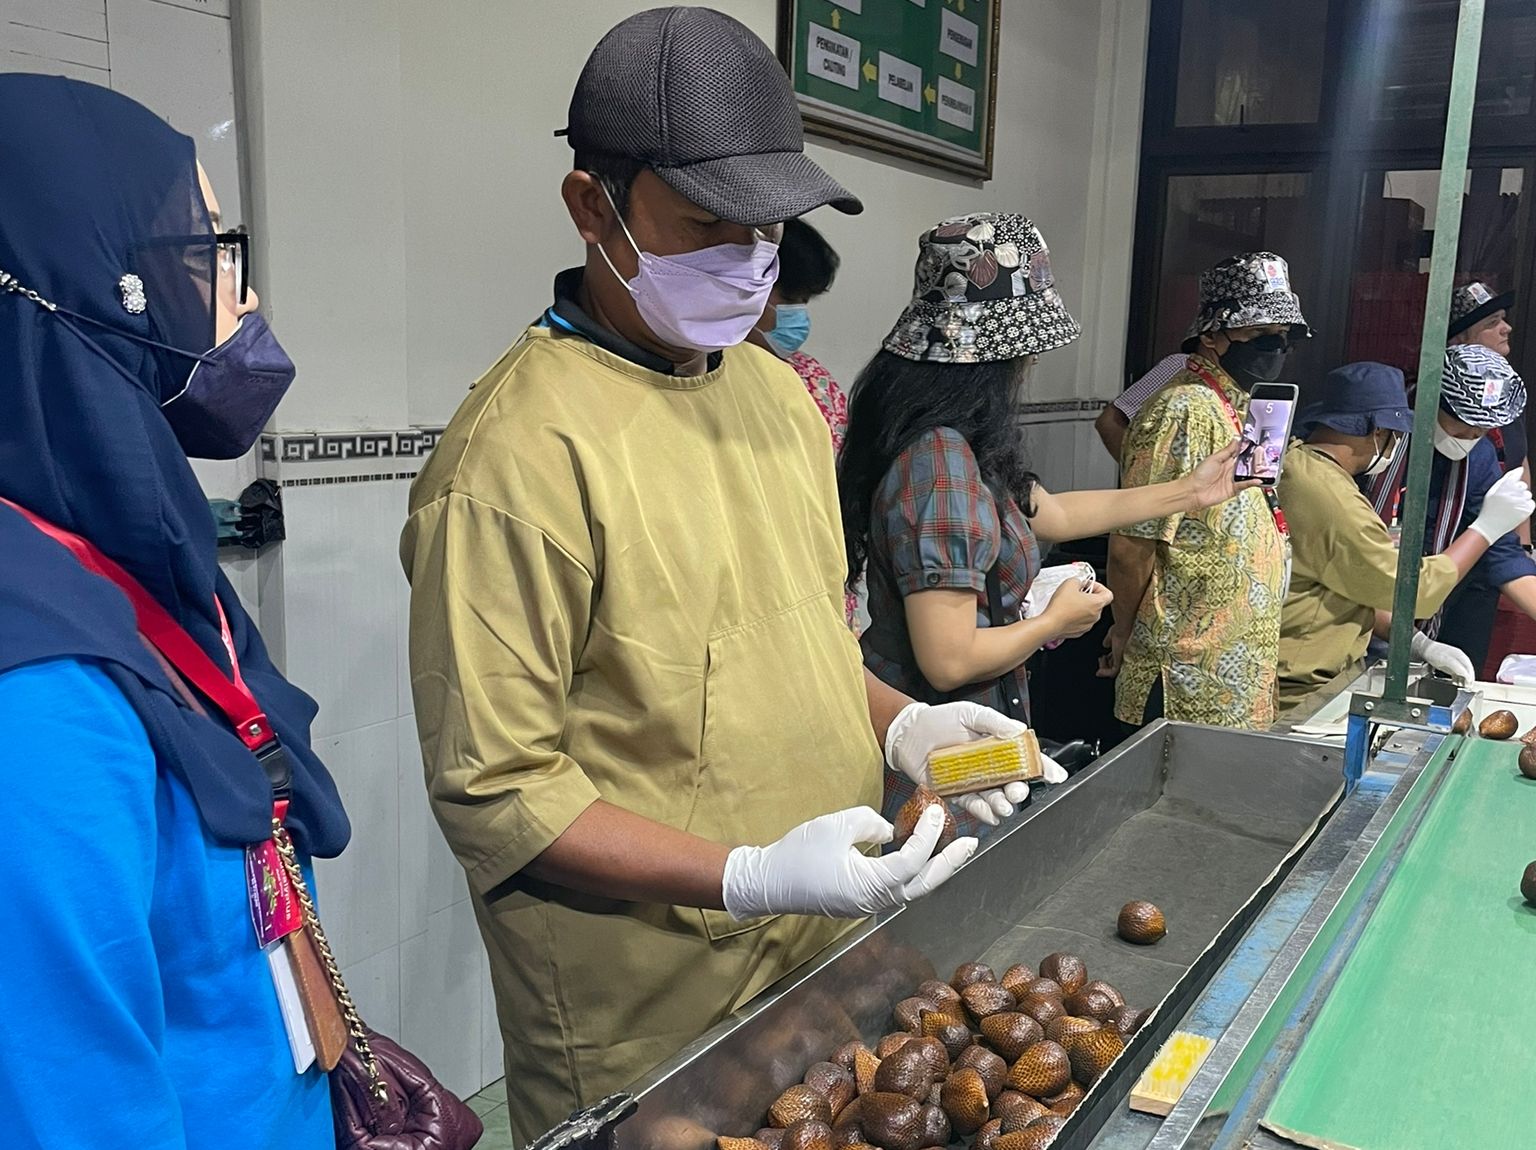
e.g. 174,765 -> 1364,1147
1235,383 -> 1300,484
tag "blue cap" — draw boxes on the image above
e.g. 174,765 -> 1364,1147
1295,362 -> 1413,439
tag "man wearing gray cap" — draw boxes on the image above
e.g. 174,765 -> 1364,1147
402,8 -> 1027,1139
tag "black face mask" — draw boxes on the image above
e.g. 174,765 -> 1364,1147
1219,333 -> 1290,390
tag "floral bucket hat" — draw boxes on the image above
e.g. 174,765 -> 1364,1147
882,212 -> 1081,363
1181,251 -> 1312,352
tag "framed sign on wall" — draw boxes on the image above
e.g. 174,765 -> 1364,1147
777,0 -> 1000,179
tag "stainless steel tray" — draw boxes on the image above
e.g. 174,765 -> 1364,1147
600,722 -> 1345,1150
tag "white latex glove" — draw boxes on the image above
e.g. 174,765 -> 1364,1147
1469,469 -> 1536,544
721,806 -> 977,920
1041,753 -> 1069,785
1410,630 -> 1476,684
885,701 -> 1032,826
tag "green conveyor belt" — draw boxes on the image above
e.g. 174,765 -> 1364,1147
1264,737 -> 1536,1149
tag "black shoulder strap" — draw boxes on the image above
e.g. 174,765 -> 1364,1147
985,565 -> 1028,722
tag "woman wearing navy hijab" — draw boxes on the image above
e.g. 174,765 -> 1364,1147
0,76 -> 347,1145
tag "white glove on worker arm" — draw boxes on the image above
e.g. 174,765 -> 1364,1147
721,806 -> 977,920
1469,469 -> 1536,544
1410,630 -> 1476,684
885,702 -> 1064,826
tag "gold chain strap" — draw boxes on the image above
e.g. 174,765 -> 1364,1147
272,819 -> 390,1104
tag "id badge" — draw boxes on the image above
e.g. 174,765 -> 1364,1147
246,838 -> 302,947
268,940 -> 317,1074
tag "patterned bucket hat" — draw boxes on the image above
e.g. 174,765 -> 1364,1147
1447,281 -> 1515,339
1440,344 -> 1526,428
1181,251 -> 1312,352
882,212 -> 1081,363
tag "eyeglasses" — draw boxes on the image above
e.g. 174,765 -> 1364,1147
1248,332 -> 1293,353
215,227 -> 250,305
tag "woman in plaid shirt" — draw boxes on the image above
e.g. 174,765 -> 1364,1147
840,214 -> 1254,833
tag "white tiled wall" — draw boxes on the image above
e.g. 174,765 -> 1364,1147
271,471 -> 499,1100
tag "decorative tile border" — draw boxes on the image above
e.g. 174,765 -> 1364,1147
257,405 -> 1108,477
260,427 -> 446,464
281,472 -> 420,488
1016,399 -> 1111,415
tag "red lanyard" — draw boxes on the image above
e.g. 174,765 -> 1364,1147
1,496 -> 290,817
1185,359 -> 1290,539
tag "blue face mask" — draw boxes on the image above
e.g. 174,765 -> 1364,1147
765,304 -> 812,357
160,313 -> 296,459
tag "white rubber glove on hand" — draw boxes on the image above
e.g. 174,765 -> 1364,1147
721,806 -> 977,920
1410,630 -> 1476,684
1041,753 -> 1069,785
1469,468 -> 1536,544
885,701 -> 1033,825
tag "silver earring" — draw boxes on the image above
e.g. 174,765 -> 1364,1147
119,273 -> 146,314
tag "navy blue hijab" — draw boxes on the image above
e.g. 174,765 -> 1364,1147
0,74 -> 348,857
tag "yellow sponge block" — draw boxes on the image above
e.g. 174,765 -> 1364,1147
926,729 -> 1043,797
1128,1030 -> 1216,1117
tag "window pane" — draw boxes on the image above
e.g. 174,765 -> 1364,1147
1346,167 -> 1523,382
1153,173 -> 1327,378
1373,0 -> 1536,121
1174,0 -> 1328,126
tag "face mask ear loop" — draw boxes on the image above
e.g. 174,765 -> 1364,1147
50,313 -> 160,395
595,184 -> 642,297
57,300 -> 215,366
1367,433 -> 1392,475
4,268 -> 216,368
162,316 -> 247,408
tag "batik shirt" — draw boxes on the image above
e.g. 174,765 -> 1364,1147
1114,358 -> 1287,728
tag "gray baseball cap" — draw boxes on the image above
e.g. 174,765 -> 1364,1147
562,7 -> 863,228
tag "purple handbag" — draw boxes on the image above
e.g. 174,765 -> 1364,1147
330,1028 -> 485,1150
270,825 -> 484,1149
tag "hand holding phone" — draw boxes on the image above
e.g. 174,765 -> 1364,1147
1187,440 -> 1265,510
1235,383 -> 1300,484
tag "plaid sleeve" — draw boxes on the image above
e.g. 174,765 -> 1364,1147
1116,385 -> 1223,543
874,427 -> 1001,597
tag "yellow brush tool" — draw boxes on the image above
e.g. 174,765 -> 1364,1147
1128,1030 -> 1216,1117
926,729 -> 1043,797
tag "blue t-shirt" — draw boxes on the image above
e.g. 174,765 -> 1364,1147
1440,437 -> 1536,591
0,658 -> 333,1149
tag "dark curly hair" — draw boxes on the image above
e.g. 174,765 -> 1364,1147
839,351 -> 1039,589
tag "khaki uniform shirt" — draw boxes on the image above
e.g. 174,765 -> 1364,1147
1277,443 -> 1459,707
401,326 -> 882,1143
1115,359 -> 1287,728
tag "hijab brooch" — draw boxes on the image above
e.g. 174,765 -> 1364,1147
119,273 -> 146,314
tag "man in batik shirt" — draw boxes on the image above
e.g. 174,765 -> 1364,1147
1103,252 -> 1311,732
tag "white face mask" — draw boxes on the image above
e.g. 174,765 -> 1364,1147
1363,433 -> 1399,477
1433,421 -> 1481,461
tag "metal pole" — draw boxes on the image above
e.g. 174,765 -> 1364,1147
1383,0 -> 1487,704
